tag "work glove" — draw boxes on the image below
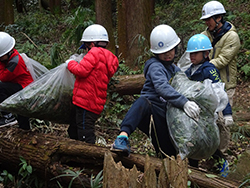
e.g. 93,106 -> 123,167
65,59 -> 74,67
183,101 -> 201,120
224,115 -> 234,127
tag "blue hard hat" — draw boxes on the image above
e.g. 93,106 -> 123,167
186,34 -> 212,53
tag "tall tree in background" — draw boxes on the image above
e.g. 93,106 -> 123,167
0,0 -> 14,30
95,0 -> 115,53
117,0 -> 154,68
49,0 -> 61,14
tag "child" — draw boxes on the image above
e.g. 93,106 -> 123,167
185,33 -> 232,176
0,32 -> 33,129
66,24 -> 119,144
111,24 -> 200,158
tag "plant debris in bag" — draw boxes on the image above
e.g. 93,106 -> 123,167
166,72 -> 220,160
0,63 -> 75,124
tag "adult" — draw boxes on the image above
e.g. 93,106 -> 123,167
200,0 -> 241,173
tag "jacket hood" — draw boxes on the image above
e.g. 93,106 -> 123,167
144,56 -> 173,77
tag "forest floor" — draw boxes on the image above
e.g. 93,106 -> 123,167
45,80 -> 250,172
7,80 -> 250,183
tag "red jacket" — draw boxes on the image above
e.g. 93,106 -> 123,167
68,47 -> 119,114
0,49 -> 33,88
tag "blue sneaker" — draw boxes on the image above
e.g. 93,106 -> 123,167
219,160 -> 229,177
111,136 -> 131,157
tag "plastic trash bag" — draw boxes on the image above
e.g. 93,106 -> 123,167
0,63 -> 75,124
177,52 -> 192,72
20,53 -> 49,81
166,72 -> 228,160
68,53 -> 86,63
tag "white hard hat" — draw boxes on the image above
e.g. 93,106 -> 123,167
0,32 -> 15,57
200,1 -> 226,20
80,24 -> 109,42
150,24 -> 180,54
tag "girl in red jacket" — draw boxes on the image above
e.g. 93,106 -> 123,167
66,24 -> 119,144
0,32 -> 33,129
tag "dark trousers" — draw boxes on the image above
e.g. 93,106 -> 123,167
120,96 -> 177,158
0,82 -> 30,130
68,105 -> 100,144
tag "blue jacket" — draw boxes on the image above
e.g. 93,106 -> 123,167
141,57 -> 188,117
185,61 -> 232,115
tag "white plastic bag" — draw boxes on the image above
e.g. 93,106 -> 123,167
177,52 -> 192,72
20,53 -> 49,81
166,72 -> 228,160
0,63 -> 75,124
68,53 -> 86,63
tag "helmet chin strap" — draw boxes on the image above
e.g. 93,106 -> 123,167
212,16 -> 222,34
200,51 -> 209,64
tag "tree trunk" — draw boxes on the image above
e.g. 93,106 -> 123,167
0,127 -> 241,188
0,0 -> 14,29
117,0 -> 153,68
95,0 -> 115,53
48,0 -> 61,14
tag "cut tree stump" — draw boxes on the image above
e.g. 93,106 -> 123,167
103,152 -> 188,188
0,127 -> 241,188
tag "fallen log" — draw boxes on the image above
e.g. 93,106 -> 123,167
0,127 -> 241,188
112,74 -> 145,95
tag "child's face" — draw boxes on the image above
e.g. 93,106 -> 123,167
0,54 -> 8,62
158,48 -> 175,62
190,51 -> 206,65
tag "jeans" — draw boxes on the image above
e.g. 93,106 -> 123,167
120,96 -> 176,157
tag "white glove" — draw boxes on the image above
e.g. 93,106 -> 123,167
65,59 -> 74,67
224,115 -> 234,126
183,101 -> 201,119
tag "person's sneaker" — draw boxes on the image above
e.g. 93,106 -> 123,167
111,136 -> 131,157
0,115 -> 18,128
219,160 -> 229,177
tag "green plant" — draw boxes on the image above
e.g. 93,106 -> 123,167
90,170 -> 103,188
0,157 -> 44,188
50,43 -> 65,68
239,173 -> 250,188
51,169 -> 86,188
231,125 -> 250,142
51,169 -> 103,188
63,7 -> 95,46
0,170 -> 14,186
